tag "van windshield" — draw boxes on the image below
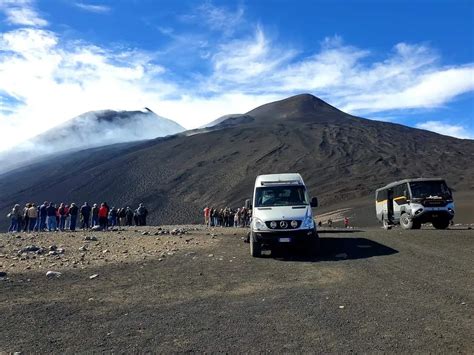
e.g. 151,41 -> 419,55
255,186 -> 309,207
409,181 -> 451,199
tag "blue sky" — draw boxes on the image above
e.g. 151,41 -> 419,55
0,0 -> 473,151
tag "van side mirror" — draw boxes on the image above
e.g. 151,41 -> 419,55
310,197 -> 318,207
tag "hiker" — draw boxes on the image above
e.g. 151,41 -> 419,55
38,201 -> 48,231
80,202 -> 91,229
26,203 -> 38,232
203,206 -> 210,226
98,202 -> 109,231
133,210 -> 139,226
136,203 -> 148,226
328,219 -> 333,228
22,203 -> 31,232
125,207 -> 134,226
91,203 -> 99,227
46,203 -> 57,231
344,217 -> 349,228
7,204 -> 22,232
69,203 -> 79,231
58,203 -> 67,231
117,207 -> 126,227
108,207 -> 118,227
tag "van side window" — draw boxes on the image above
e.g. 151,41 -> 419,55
376,189 -> 387,202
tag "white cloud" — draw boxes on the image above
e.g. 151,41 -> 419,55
416,121 -> 473,139
181,1 -> 244,36
74,2 -> 111,14
0,2 -> 473,152
0,0 -> 47,27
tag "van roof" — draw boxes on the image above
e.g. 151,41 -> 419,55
376,178 -> 446,192
255,173 -> 304,187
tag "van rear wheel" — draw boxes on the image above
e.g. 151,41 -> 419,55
400,213 -> 414,230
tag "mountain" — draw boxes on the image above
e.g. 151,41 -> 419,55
0,94 -> 473,228
0,108 -> 184,173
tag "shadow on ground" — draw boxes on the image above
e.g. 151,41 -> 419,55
268,237 -> 398,262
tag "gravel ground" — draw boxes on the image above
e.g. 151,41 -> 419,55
0,226 -> 473,353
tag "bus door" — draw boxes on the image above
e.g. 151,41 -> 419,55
387,189 -> 394,223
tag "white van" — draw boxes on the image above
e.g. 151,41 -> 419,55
249,173 -> 319,257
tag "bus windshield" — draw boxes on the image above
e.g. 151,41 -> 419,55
409,181 -> 451,199
255,186 -> 309,207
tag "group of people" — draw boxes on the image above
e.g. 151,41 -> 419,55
7,202 -> 149,232
203,206 -> 251,228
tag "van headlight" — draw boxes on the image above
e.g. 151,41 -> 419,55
302,214 -> 314,229
254,218 -> 266,231
290,220 -> 298,228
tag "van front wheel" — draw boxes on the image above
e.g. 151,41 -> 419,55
250,232 -> 261,257
400,213 -> 414,230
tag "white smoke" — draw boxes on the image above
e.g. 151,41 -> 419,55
0,109 -> 184,174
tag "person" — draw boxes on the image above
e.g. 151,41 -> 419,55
136,203 -> 148,226
125,207 -> 134,226
328,218 -> 333,228
318,221 -> 322,227
98,202 -> 109,231
203,206 -> 210,226
38,201 -> 48,231
69,203 -> 79,231
91,203 -> 99,227
344,217 -> 349,228
80,202 -> 91,229
234,208 -> 240,227
133,210 -> 139,226
22,203 -> 31,232
117,208 -> 126,227
58,203 -> 67,231
108,207 -> 118,227
46,203 -> 57,231
7,204 -> 22,232
64,204 -> 71,229
26,203 -> 38,232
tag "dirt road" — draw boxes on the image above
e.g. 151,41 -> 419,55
1,226 -> 473,353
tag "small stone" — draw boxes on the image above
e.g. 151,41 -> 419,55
89,274 -> 99,280
208,254 -> 214,257
46,271 -> 61,278
102,249 -> 109,254
88,297 -> 94,301
339,305 -> 345,309
142,231 -> 149,236
79,246 -> 87,252
49,245 -> 57,251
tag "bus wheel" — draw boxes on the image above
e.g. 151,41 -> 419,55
432,219 -> 450,230
382,218 -> 392,230
400,213 -> 414,230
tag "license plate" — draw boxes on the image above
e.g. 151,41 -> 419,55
279,237 -> 291,243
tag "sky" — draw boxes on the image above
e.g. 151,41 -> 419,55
0,0 -> 473,152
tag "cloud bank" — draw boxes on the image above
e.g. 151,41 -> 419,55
0,0 -> 473,152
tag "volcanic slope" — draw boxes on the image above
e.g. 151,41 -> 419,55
0,94 -> 473,227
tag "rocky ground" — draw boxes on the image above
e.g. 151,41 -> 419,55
0,225 -> 473,353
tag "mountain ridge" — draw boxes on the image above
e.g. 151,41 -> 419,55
0,93 -> 473,228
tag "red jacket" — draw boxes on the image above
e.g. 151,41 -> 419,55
98,206 -> 109,218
